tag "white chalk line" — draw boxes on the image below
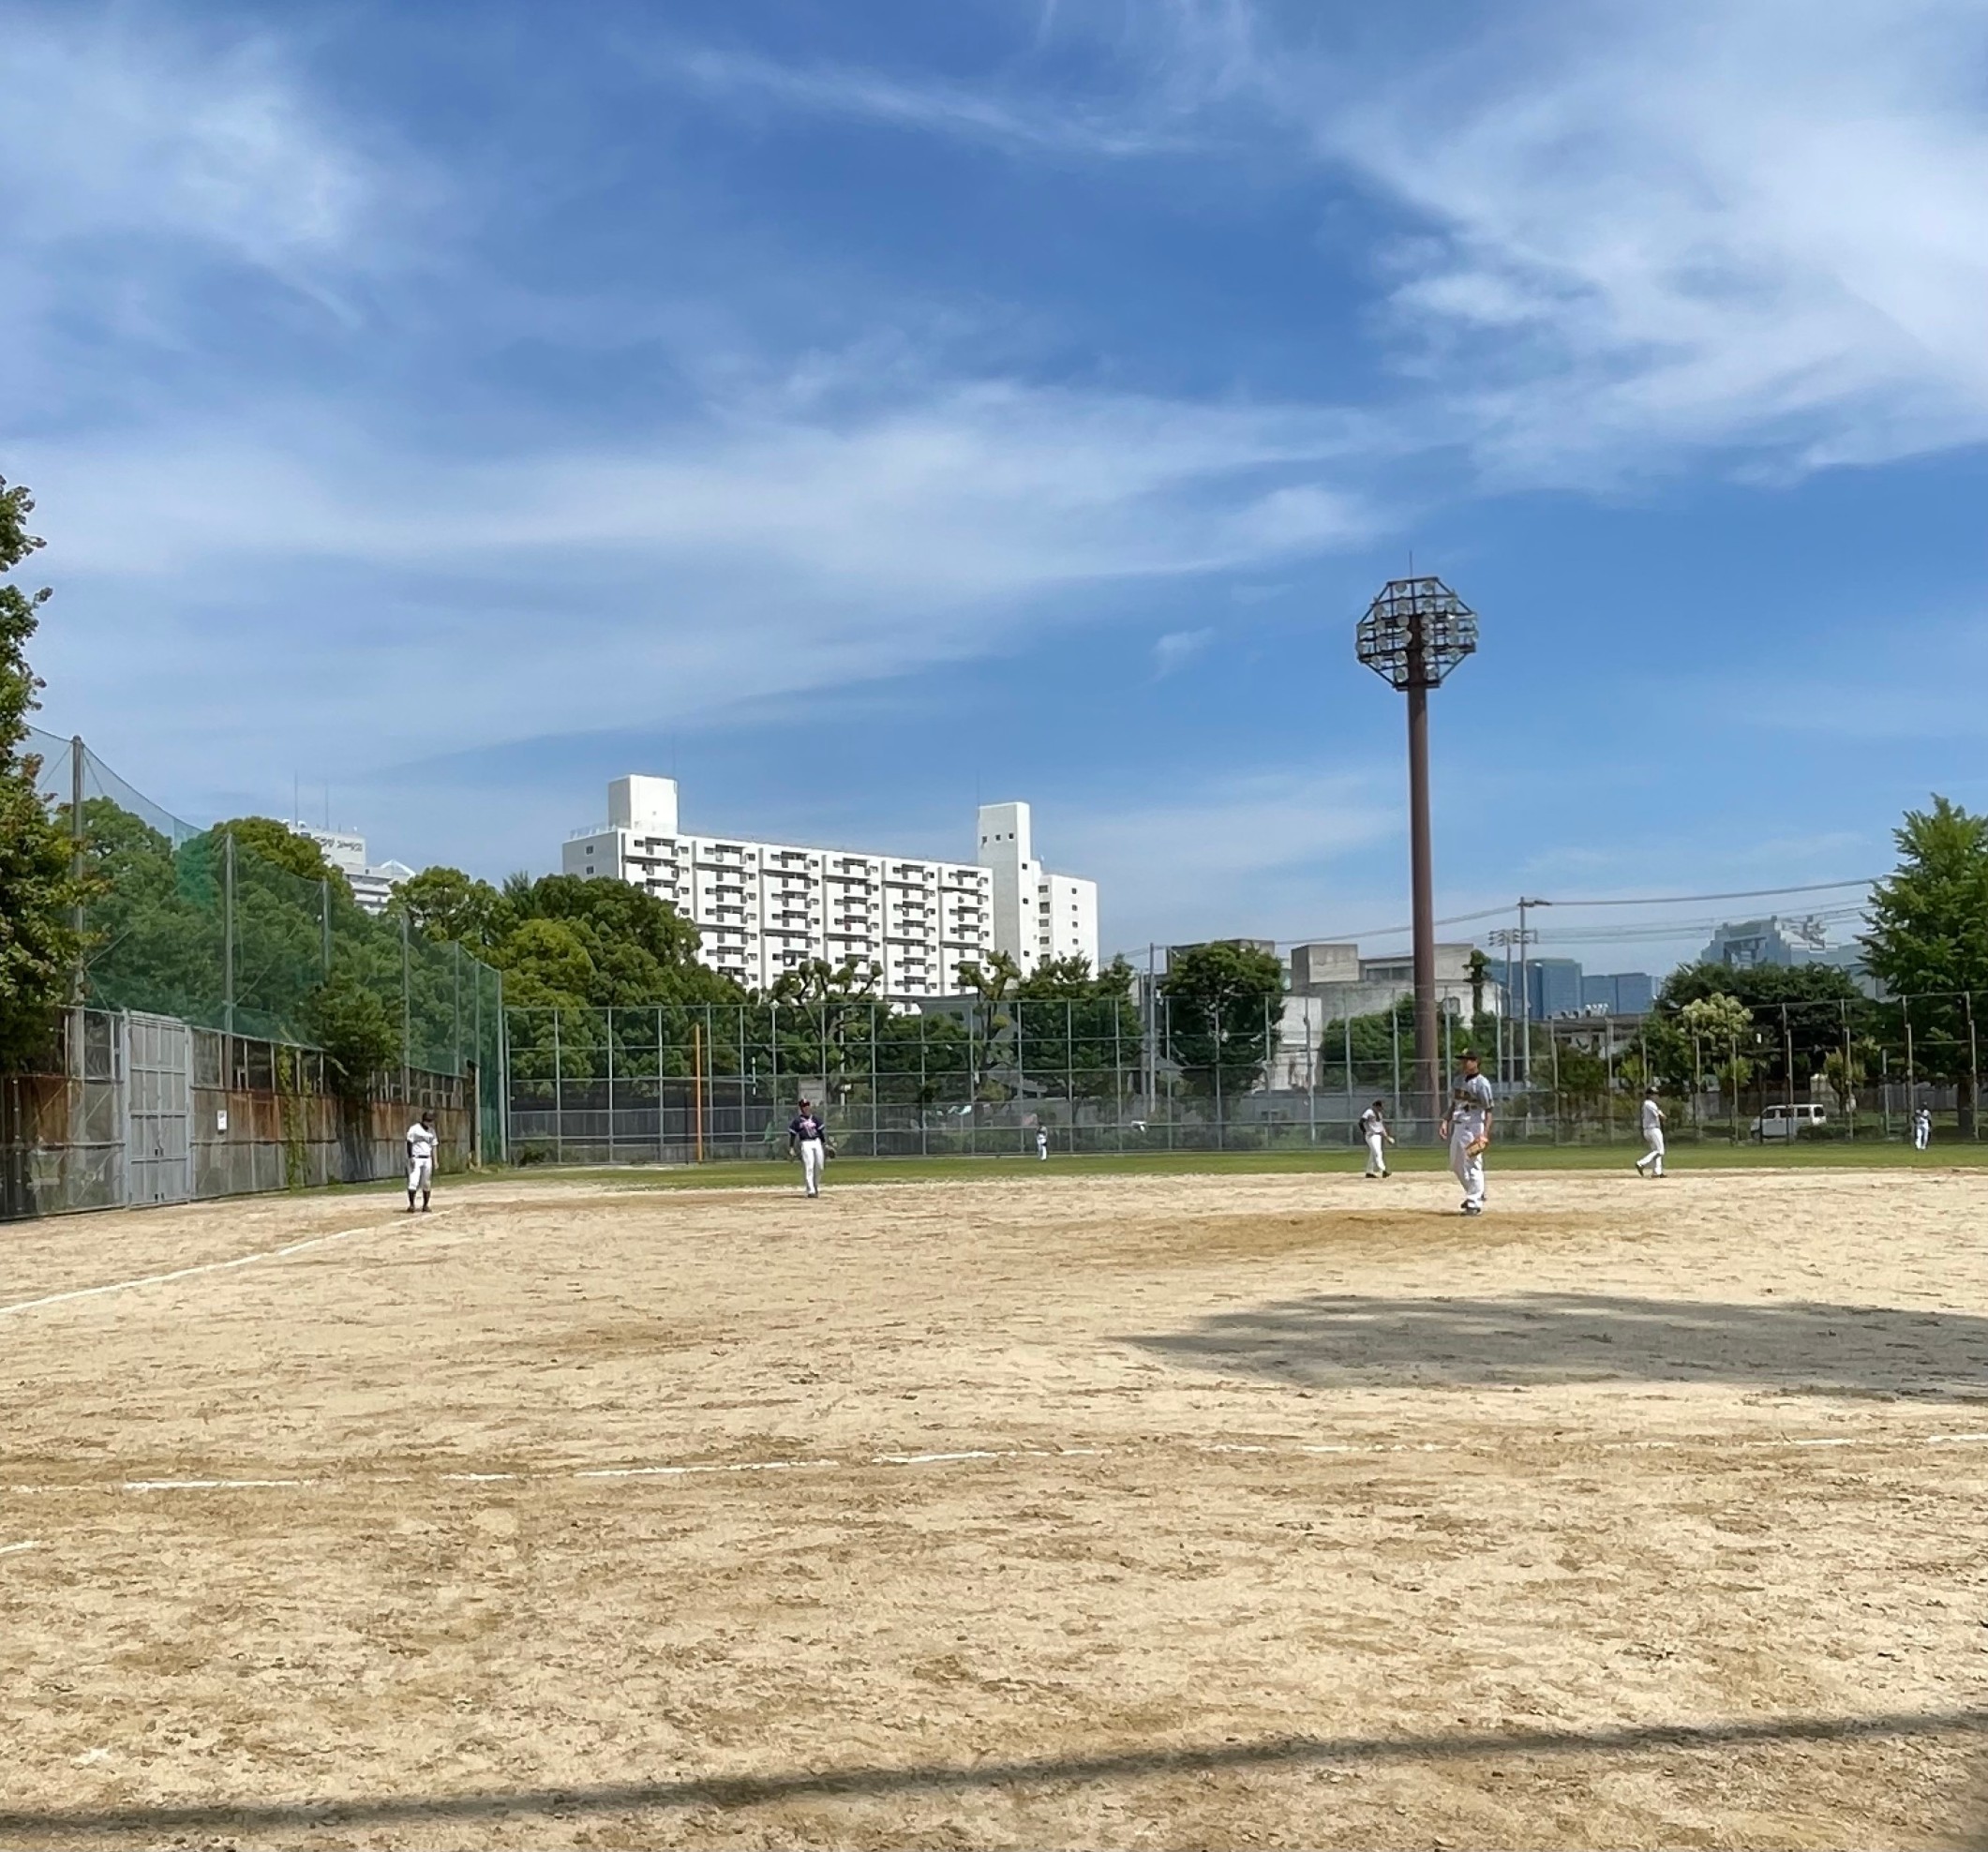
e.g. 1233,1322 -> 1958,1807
0,1539 -> 44,1556
7,1430 -> 1988,1500
0,1216 -> 414,1321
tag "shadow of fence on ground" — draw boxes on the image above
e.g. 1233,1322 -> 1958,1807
1129,1292 -> 1988,1399
0,1707 -> 1981,1837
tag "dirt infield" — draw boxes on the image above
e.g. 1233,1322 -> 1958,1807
3,1166 -> 1986,1848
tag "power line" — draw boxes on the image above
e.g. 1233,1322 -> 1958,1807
1542,877 -> 1876,909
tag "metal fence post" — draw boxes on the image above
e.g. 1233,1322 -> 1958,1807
68,736 -> 85,1004
605,1004 -> 616,1166
553,1008 -> 563,1166
400,909 -> 411,1106
1969,992 -> 1981,1141
1389,1004 -> 1400,1133
319,878 -> 331,977
222,829 -> 236,1038
497,967 -> 508,1163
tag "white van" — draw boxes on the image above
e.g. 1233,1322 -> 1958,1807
1750,1102 -> 1828,1141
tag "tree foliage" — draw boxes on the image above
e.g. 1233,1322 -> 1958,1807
0,477 -> 85,1068
1862,795 -> 1988,1127
1160,940 -> 1285,1097
1011,954 -> 1142,1099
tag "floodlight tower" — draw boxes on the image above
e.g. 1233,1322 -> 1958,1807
1356,576 -> 1478,1133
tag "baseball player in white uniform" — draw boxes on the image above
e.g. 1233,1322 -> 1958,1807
405,1110 -> 438,1212
1634,1086 -> 1666,1177
1913,1105 -> 1932,1151
1359,1099 -> 1393,1177
1439,1050 -> 1494,1216
789,1099 -> 830,1198
1036,1127 -> 1050,1161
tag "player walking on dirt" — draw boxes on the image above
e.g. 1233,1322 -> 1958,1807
1359,1099 -> 1394,1178
789,1099 -> 830,1198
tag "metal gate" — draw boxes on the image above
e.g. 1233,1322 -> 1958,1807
124,1011 -> 192,1205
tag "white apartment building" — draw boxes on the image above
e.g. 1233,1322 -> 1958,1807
288,824 -> 415,917
562,776 -> 1099,996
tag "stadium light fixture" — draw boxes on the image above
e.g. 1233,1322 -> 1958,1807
1357,576 -> 1478,1134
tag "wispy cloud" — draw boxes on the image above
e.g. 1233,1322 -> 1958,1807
668,43 -> 1197,159
22,374 -> 1382,792
1295,2 -> 1988,479
1054,767 -> 1398,948
1152,627 -> 1213,676
0,10 -> 395,353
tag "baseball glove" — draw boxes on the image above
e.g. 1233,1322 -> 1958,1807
1465,1136 -> 1490,1158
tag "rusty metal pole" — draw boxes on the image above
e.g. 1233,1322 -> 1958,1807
1405,670 -> 1440,1134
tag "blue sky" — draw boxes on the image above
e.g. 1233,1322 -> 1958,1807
9,0 -> 1988,972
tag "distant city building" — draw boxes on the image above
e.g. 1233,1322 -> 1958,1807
1580,971 -> 1656,1016
1286,941 -> 1497,1023
1698,914 -> 1879,996
1492,956 -> 1653,1020
1699,915 -> 1831,968
288,825 -> 414,918
562,776 -> 1098,997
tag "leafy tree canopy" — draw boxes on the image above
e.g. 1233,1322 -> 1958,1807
1159,939 -> 1285,1096
210,815 -> 353,900
1657,960 -> 1862,1015
1862,796 -> 1988,1005
0,476 -> 85,1068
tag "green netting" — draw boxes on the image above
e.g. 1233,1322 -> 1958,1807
28,727 -> 504,1151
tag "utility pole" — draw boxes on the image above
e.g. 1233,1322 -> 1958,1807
1517,895 -> 1550,1087
1357,577 -> 1478,1134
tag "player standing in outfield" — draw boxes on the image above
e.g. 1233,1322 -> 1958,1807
1439,1049 -> 1493,1216
1914,1105 -> 1932,1151
1036,1127 -> 1050,1161
788,1098 -> 830,1198
1359,1099 -> 1394,1178
1634,1086 -> 1667,1177
405,1109 -> 438,1213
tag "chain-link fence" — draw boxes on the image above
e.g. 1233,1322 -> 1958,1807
504,996 -> 1478,1161
24,727 -> 503,1155
508,988 -> 1988,1163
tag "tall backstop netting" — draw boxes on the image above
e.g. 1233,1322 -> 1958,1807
24,727 -> 503,1157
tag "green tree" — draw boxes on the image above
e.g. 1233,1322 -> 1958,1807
1465,948 -> 1491,1021
1657,960 -> 1861,1084
1160,940 -> 1285,1098
209,815 -> 354,900
1011,953 -> 1142,1100
0,477 -> 85,1068
1863,795 -> 1988,1133
304,969 -> 402,1095
390,866 -> 504,949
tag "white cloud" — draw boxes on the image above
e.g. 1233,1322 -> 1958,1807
680,2 -> 1988,483
17,374 -> 1381,790
1052,768 -> 1398,948
1295,1 -> 1988,478
0,13 -> 383,291
1152,627 -> 1213,676
668,43 -> 1194,159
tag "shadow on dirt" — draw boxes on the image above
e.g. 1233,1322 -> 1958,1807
1129,1292 -> 1988,1398
0,1707 -> 1979,1837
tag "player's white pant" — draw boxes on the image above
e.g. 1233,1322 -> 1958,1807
1915,1121 -> 1929,1150
1448,1124 -> 1486,1208
407,1157 -> 433,1196
800,1141 -> 825,1196
1636,1131 -> 1666,1176
1364,1131 -> 1388,1176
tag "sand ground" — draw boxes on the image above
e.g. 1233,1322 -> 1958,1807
2,1165 -> 1986,1848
